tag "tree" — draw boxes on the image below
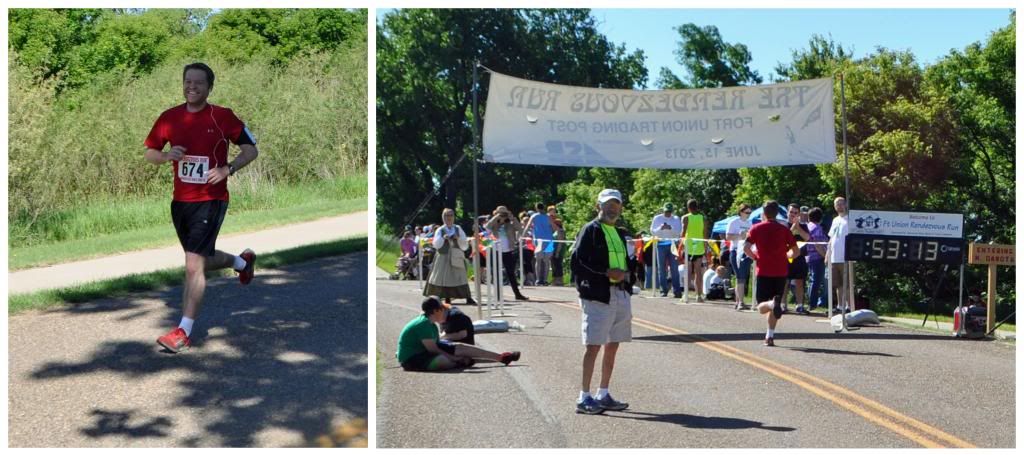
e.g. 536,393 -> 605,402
376,9 -> 647,231
926,13 -> 1015,244
657,23 -> 762,89
8,9 -> 104,83
733,34 -> 853,212
636,23 -> 758,228
201,9 -> 366,64
774,34 -> 852,81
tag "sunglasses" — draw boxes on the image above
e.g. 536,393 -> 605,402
742,211 -> 752,215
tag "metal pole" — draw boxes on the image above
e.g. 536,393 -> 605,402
827,261 -> 835,330
959,262 -> 967,335
651,236 -> 660,297
840,73 -> 851,332
683,240 -> 690,303
497,245 -> 504,306
844,263 -> 853,331
418,242 -> 424,291
840,73 -> 851,208
519,237 -> 525,286
471,61 -> 482,319
484,244 -> 492,310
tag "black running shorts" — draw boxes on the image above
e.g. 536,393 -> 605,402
787,256 -> 809,280
755,276 -> 788,304
171,200 -> 228,257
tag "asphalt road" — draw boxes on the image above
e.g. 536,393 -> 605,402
9,253 -> 368,448
376,280 -> 1015,448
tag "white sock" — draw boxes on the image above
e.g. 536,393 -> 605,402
579,391 -> 591,402
233,255 -> 247,271
596,388 -> 610,400
179,317 -> 195,336
766,328 -> 775,338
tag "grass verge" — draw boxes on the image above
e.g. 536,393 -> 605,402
375,231 -> 402,275
10,175 -> 367,270
881,311 -> 1015,332
9,236 -> 367,315
377,347 -> 384,399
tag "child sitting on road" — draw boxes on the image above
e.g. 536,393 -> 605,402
704,266 -> 733,300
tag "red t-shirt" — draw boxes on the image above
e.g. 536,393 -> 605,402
144,104 -> 247,202
746,219 -> 797,277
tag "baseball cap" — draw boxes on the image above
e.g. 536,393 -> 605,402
663,202 -> 674,212
597,189 -> 622,204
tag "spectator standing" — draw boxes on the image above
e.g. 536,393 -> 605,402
649,203 -> 682,298
485,206 -> 529,301
570,189 -> 634,415
828,197 -> 850,313
423,208 -> 476,305
806,207 -> 829,311
519,211 -> 536,286
726,204 -> 754,310
551,207 -> 567,286
783,203 -> 811,314
681,199 -> 710,302
524,202 -> 555,285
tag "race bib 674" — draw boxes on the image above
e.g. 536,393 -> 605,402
178,155 -> 210,184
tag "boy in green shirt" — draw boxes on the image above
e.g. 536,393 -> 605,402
397,297 -> 520,371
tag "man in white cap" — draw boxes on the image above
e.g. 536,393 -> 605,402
569,188 -> 634,414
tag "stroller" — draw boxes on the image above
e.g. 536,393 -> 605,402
420,245 -> 436,277
394,255 -> 417,280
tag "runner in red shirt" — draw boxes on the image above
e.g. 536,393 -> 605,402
744,201 -> 800,347
144,63 -> 260,353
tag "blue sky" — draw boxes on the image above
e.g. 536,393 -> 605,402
592,9 -> 1013,86
377,8 -> 1013,87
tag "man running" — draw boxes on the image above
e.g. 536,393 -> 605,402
744,201 -> 800,346
571,189 -> 634,414
145,62 -> 259,353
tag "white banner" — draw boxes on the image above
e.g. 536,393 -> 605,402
482,72 -> 836,169
849,210 -> 964,239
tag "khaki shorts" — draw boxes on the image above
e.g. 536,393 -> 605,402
581,289 -> 632,345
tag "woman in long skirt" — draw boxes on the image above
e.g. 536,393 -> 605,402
424,208 -> 477,305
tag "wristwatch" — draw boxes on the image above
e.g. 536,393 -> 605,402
228,164 -> 236,176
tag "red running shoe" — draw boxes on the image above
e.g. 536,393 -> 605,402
498,351 -> 521,365
157,327 -> 191,353
238,249 -> 256,285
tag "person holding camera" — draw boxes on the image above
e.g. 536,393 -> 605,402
484,205 -> 529,301
423,208 -> 477,305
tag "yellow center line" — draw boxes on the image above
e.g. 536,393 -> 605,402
548,300 -> 976,448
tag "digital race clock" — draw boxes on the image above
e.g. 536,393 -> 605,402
844,210 -> 964,265
845,234 -> 964,264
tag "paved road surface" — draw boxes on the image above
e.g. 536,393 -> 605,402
376,280 -> 1015,448
9,253 -> 368,447
10,212 -> 368,294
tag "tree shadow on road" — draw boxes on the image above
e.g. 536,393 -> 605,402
27,254 -> 368,447
81,409 -> 173,439
606,410 -> 795,432
634,331 -> 959,344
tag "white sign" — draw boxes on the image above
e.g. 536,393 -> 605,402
178,155 -> 210,184
848,210 -> 963,239
482,72 -> 836,169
